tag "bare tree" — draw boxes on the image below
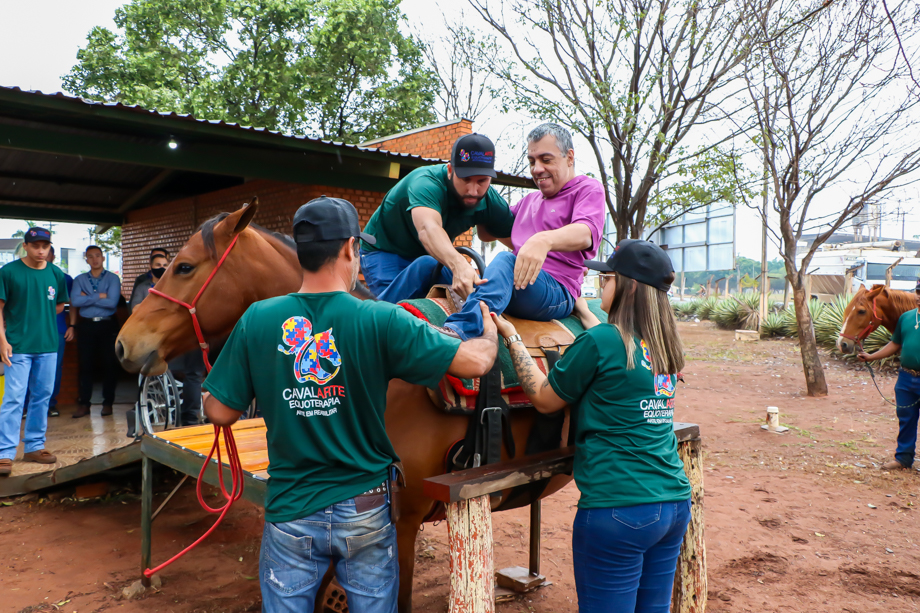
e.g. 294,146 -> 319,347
469,0 -> 768,240
741,0 -> 920,396
418,12 -> 498,123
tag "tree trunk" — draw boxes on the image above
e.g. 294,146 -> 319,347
791,283 -> 828,397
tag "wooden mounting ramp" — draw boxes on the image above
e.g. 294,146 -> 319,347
423,422 -> 705,613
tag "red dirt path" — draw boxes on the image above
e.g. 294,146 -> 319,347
2,322 -> 919,612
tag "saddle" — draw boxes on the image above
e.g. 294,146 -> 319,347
399,288 -> 605,472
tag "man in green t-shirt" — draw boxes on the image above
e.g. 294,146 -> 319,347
0,227 -> 70,477
859,279 -> 920,471
202,196 -> 498,612
360,133 -> 515,303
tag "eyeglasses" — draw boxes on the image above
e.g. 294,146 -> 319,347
598,273 -> 615,288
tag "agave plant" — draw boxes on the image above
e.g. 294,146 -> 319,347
780,298 -> 825,338
672,300 -> 699,319
734,293 -> 761,331
761,311 -> 786,337
710,299 -> 741,329
695,297 -> 720,320
813,294 -> 852,349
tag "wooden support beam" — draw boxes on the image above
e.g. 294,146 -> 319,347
673,438 -> 706,613
885,257 -> 904,287
0,170 -> 139,190
140,456 -> 153,588
447,496 -> 495,613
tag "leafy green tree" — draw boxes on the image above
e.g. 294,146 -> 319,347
87,227 -> 122,258
63,0 -> 437,142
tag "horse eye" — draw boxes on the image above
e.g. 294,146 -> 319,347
857,309 -> 866,315
176,263 -> 194,275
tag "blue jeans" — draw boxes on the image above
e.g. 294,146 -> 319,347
360,250 -> 451,304
444,251 -> 575,339
0,353 -> 57,460
260,499 -> 398,613
894,370 -> 920,468
49,333 -> 66,409
572,500 -> 692,613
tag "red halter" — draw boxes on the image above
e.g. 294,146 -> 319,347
839,294 -> 883,349
147,234 -> 240,373
142,232 -> 243,579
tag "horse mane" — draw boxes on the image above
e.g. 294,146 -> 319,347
886,288 -> 917,313
197,211 -> 376,299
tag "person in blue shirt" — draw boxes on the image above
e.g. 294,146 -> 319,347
47,246 -> 73,417
70,246 -> 121,418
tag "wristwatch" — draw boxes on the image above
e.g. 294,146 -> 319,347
503,333 -> 522,348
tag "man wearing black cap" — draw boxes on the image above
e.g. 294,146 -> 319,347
0,227 -> 69,477
360,133 -> 515,303
201,197 -> 498,611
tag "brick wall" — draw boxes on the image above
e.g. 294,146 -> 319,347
363,118 -> 473,161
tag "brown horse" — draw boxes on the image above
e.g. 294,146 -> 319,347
116,202 -> 573,612
837,284 -> 918,354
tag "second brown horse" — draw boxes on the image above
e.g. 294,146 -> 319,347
115,201 -> 573,612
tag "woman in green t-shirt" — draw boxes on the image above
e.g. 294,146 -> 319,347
493,239 -> 691,613
858,279 -> 920,471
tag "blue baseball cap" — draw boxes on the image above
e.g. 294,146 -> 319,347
23,227 -> 52,244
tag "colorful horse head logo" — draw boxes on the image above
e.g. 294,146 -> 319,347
459,149 -> 471,162
278,317 -> 342,384
654,373 -> 676,398
640,340 -> 652,371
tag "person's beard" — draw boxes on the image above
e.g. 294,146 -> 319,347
447,172 -> 485,210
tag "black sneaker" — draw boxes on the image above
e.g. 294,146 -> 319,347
48,407 -> 60,417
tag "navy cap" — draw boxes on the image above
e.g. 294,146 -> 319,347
23,227 -> 52,244
293,196 -> 375,245
451,134 -> 497,178
585,239 -> 674,292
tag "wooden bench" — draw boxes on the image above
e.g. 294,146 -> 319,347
423,422 -> 705,613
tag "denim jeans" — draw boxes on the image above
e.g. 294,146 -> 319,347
443,251 -> 575,340
360,250 -> 451,304
260,499 -> 398,613
0,353 -> 57,460
572,499 -> 692,613
49,333 -> 66,409
894,369 -> 920,468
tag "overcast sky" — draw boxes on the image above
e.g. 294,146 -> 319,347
0,0 -> 918,269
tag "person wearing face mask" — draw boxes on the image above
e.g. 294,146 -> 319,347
201,196 -> 498,611
360,133 -> 515,304
440,123 -> 606,340
129,250 -> 169,312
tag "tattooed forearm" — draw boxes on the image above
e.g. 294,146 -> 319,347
509,341 -> 546,398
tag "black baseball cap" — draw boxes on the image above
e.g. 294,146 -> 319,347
585,239 -> 674,292
451,134 -> 497,178
293,196 -> 375,245
23,227 -> 52,244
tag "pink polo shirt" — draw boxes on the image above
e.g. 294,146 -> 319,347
510,175 -> 606,298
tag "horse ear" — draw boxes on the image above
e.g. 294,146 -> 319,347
866,285 -> 885,299
224,197 -> 259,237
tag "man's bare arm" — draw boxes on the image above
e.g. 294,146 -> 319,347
413,207 -> 485,298
203,392 -> 244,427
514,223 -> 593,289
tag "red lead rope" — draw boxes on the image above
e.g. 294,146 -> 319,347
143,234 -> 245,578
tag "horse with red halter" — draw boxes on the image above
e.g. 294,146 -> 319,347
116,201 -> 573,612
837,284 -> 918,354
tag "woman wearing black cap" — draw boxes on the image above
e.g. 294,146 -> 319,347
492,239 -> 691,613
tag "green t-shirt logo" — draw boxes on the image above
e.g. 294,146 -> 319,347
278,316 -> 341,385
47,285 -> 56,301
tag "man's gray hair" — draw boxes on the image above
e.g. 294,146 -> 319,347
527,123 -> 573,154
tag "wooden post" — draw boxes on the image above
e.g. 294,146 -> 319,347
885,257 -> 904,287
141,455 -> 153,588
447,496 -> 495,613
672,438 -> 706,613
529,500 -> 541,576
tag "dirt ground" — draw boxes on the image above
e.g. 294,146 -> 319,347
3,321 -> 920,613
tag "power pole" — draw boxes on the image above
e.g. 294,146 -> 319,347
759,95 -> 770,329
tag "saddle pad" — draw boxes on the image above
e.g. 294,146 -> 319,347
399,297 -> 607,412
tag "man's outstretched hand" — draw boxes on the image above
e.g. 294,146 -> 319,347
451,263 -> 487,299
514,235 -> 551,290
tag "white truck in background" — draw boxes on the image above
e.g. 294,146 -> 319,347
798,240 -> 920,299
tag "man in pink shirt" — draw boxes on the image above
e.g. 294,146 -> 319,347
444,123 -> 606,339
